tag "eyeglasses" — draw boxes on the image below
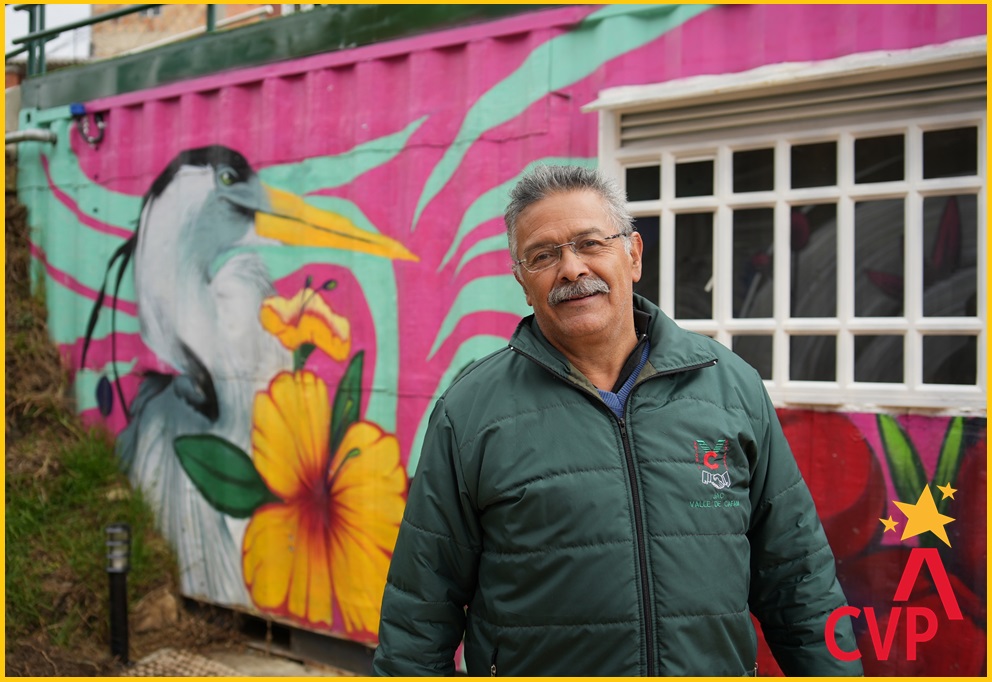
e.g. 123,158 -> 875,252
514,233 -> 627,273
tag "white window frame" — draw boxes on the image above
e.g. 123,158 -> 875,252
586,37 -> 986,415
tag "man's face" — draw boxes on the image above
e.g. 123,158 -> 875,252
513,189 -> 643,352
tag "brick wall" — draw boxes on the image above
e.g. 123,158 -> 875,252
6,64 -> 25,89
90,4 -> 275,59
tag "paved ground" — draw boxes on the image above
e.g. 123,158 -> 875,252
124,645 -> 356,677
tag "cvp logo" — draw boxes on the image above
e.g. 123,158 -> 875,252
825,484 -> 961,663
825,547 -> 961,661
694,439 -> 730,490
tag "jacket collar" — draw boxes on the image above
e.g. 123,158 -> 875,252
635,294 -> 718,375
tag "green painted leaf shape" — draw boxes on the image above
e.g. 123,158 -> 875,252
932,417 -> 964,517
330,351 -> 364,456
293,342 -> 316,371
877,414 -> 927,506
174,435 -> 279,518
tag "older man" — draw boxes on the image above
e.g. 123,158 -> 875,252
373,165 -> 861,676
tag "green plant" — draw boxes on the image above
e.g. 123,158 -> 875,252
5,427 -> 175,645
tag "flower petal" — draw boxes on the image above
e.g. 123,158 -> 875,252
260,292 -> 303,336
299,305 -> 351,361
243,503 -> 304,611
252,371 -> 330,499
332,423 -> 406,552
244,502 -> 335,628
260,288 -> 351,358
326,421 -> 407,636
330,521 -> 394,636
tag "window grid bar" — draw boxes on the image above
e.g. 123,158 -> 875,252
659,150 -> 676,315
904,124 -> 924,390
977,114 -> 988,394
696,317 -> 982,333
714,144 -> 733,334
773,138 -> 791,387
837,131 -> 856,389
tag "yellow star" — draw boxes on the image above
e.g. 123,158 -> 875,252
936,482 -> 957,500
893,486 -> 955,547
879,516 -> 899,533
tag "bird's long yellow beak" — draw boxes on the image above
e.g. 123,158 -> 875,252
256,186 -> 418,262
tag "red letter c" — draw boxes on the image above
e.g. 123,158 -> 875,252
825,606 -> 861,661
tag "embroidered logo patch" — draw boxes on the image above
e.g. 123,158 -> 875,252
694,439 -> 730,490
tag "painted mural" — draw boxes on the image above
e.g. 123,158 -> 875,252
15,3 -> 985,675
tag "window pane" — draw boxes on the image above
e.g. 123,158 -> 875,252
732,335 -> 772,380
790,335 -> 835,381
791,204 -> 837,318
632,215 -> 660,306
923,336 -> 977,385
733,148 -> 774,192
675,160 -> 714,197
855,134 -> 904,183
674,213 -> 713,319
626,165 -> 661,201
855,199 -> 904,317
923,195 -> 977,318
923,127 -> 978,179
791,141 -> 836,188
733,208 -> 774,318
854,335 -> 903,383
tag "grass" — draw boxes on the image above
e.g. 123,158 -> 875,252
5,178 -> 176,662
5,426 -> 176,646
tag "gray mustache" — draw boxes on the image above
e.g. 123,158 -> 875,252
548,277 -> 610,306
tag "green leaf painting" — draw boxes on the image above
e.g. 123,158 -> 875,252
330,351 -> 364,456
932,417 -> 965,517
174,435 -> 279,518
293,342 -> 317,371
877,414 -> 927,507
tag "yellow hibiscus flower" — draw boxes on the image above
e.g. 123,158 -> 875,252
243,370 -> 406,637
259,287 -> 351,360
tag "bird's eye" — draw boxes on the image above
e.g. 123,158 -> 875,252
218,167 -> 239,186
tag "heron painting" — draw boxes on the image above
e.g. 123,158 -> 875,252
81,145 -> 413,636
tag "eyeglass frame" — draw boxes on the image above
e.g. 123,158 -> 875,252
513,231 -> 630,273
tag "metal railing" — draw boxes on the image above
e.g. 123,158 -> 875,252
5,6 -> 345,81
6,4 -> 219,77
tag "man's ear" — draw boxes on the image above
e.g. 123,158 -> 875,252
629,231 -> 644,283
513,269 -> 534,307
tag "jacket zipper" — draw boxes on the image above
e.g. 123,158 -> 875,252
621,359 -> 716,677
490,646 -> 498,676
616,415 -> 655,676
509,344 -> 716,676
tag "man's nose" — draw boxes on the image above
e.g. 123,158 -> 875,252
557,245 -> 589,279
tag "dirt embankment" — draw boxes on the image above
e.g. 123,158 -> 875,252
4,151 -> 246,676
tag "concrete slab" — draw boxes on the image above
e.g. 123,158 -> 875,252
205,646 -> 356,677
124,648 -> 240,676
124,645 -> 356,677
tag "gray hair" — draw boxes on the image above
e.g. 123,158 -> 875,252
505,165 -> 634,267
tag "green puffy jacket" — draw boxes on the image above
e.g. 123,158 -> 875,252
374,295 -> 861,676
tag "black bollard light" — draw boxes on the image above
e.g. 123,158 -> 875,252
105,523 -> 131,664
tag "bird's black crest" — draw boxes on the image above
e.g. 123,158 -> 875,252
147,145 -> 256,202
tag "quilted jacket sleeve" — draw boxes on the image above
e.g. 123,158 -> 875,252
373,398 -> 482,676
746,381 -> 863,676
